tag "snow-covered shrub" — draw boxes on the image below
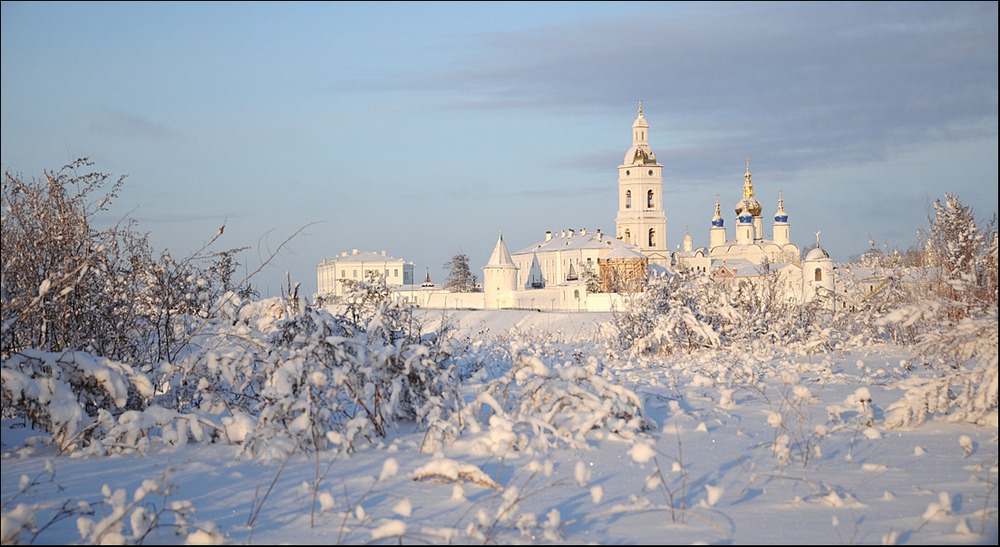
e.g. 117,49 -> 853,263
74,476 -> 223,545
469,352 -> 653,452
608,266 -> 831,358
923,194 -> 998,316
1,350 -> 154,452
1,159 -> 250,365
608,270 -> 721,357
763,371 -> 825,467
233,278 -> 463,458
1,460 -> 222,545
882,309 -> 998,429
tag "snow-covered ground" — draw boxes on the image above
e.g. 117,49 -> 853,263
2,309 -> 997,545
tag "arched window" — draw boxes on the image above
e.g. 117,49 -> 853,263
625,229 -> 631,243
647,189 -> 654,208
625,190 -> 632,209
814,268 -> 822,282
648,228 -> 656,247
574,289 -> 580,299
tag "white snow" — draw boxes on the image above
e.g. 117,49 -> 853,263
1,309 -> 997,545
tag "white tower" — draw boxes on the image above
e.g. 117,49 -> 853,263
736,207 -> 755,246
802,231 -> 835,309
482,232 -> 518,309
773,191 -> 790,246
615,101 -> 668,263
709,193 -> 726,250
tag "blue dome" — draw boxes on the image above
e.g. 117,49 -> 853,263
738,211 -> 754,224
711,215 -> 724,228
774,212 -> 788,223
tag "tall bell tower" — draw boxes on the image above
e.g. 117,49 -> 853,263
615,101 -> 668,263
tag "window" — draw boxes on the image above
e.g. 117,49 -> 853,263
625,190 -> 632,209
647,189 -> 654,208
814,268 -> 822,282
648,228 -> 656,247
574,289 -> 580,299
625,229 -> 631,243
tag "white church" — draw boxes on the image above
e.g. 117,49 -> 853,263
316,103 -> 835,311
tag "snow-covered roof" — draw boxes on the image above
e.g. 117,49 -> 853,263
513,230 -> 639,256
805,247 -> 831,261
603,246 -> 647,260
484,233 -> 517,269
323,250 -> 410,264
710,258 -> 797,278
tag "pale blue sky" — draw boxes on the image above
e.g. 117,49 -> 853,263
3,1 -> 997,297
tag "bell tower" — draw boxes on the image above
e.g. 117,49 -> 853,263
615,101 -> 668,263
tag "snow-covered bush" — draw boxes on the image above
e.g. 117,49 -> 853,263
873,195 -> 998,428
608,270 -> 721,357
608,266 -> 830,358
74,477 -> 223,545
1,350 -> 154,452
1,159 -> 250,365
468,352 -> 654,452
882,309 -> 998,429
231,277 -> 464,458
922,194 -> 998,316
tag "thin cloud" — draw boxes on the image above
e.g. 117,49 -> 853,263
383,3 -> 996,177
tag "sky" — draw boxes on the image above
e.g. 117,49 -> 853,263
2,1 -> 997,298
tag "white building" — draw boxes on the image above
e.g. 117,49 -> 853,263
316,249 -> 414,301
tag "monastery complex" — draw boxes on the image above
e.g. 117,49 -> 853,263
316,103 -> 836,312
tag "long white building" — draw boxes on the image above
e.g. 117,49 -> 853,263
316,249 -> 413,301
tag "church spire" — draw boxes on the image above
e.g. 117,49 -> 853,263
774,190 -> 788,223
711,193 -> 724,227
734,156 -> 762,217
631,99 -> 649,148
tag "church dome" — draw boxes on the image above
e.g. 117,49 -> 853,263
773,192 -> 788,223
737,208 -> 754,224
625,146 -> 657,165
805,247 -> 830,261
735,197 -> 762,217
711,196 -> 724,227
